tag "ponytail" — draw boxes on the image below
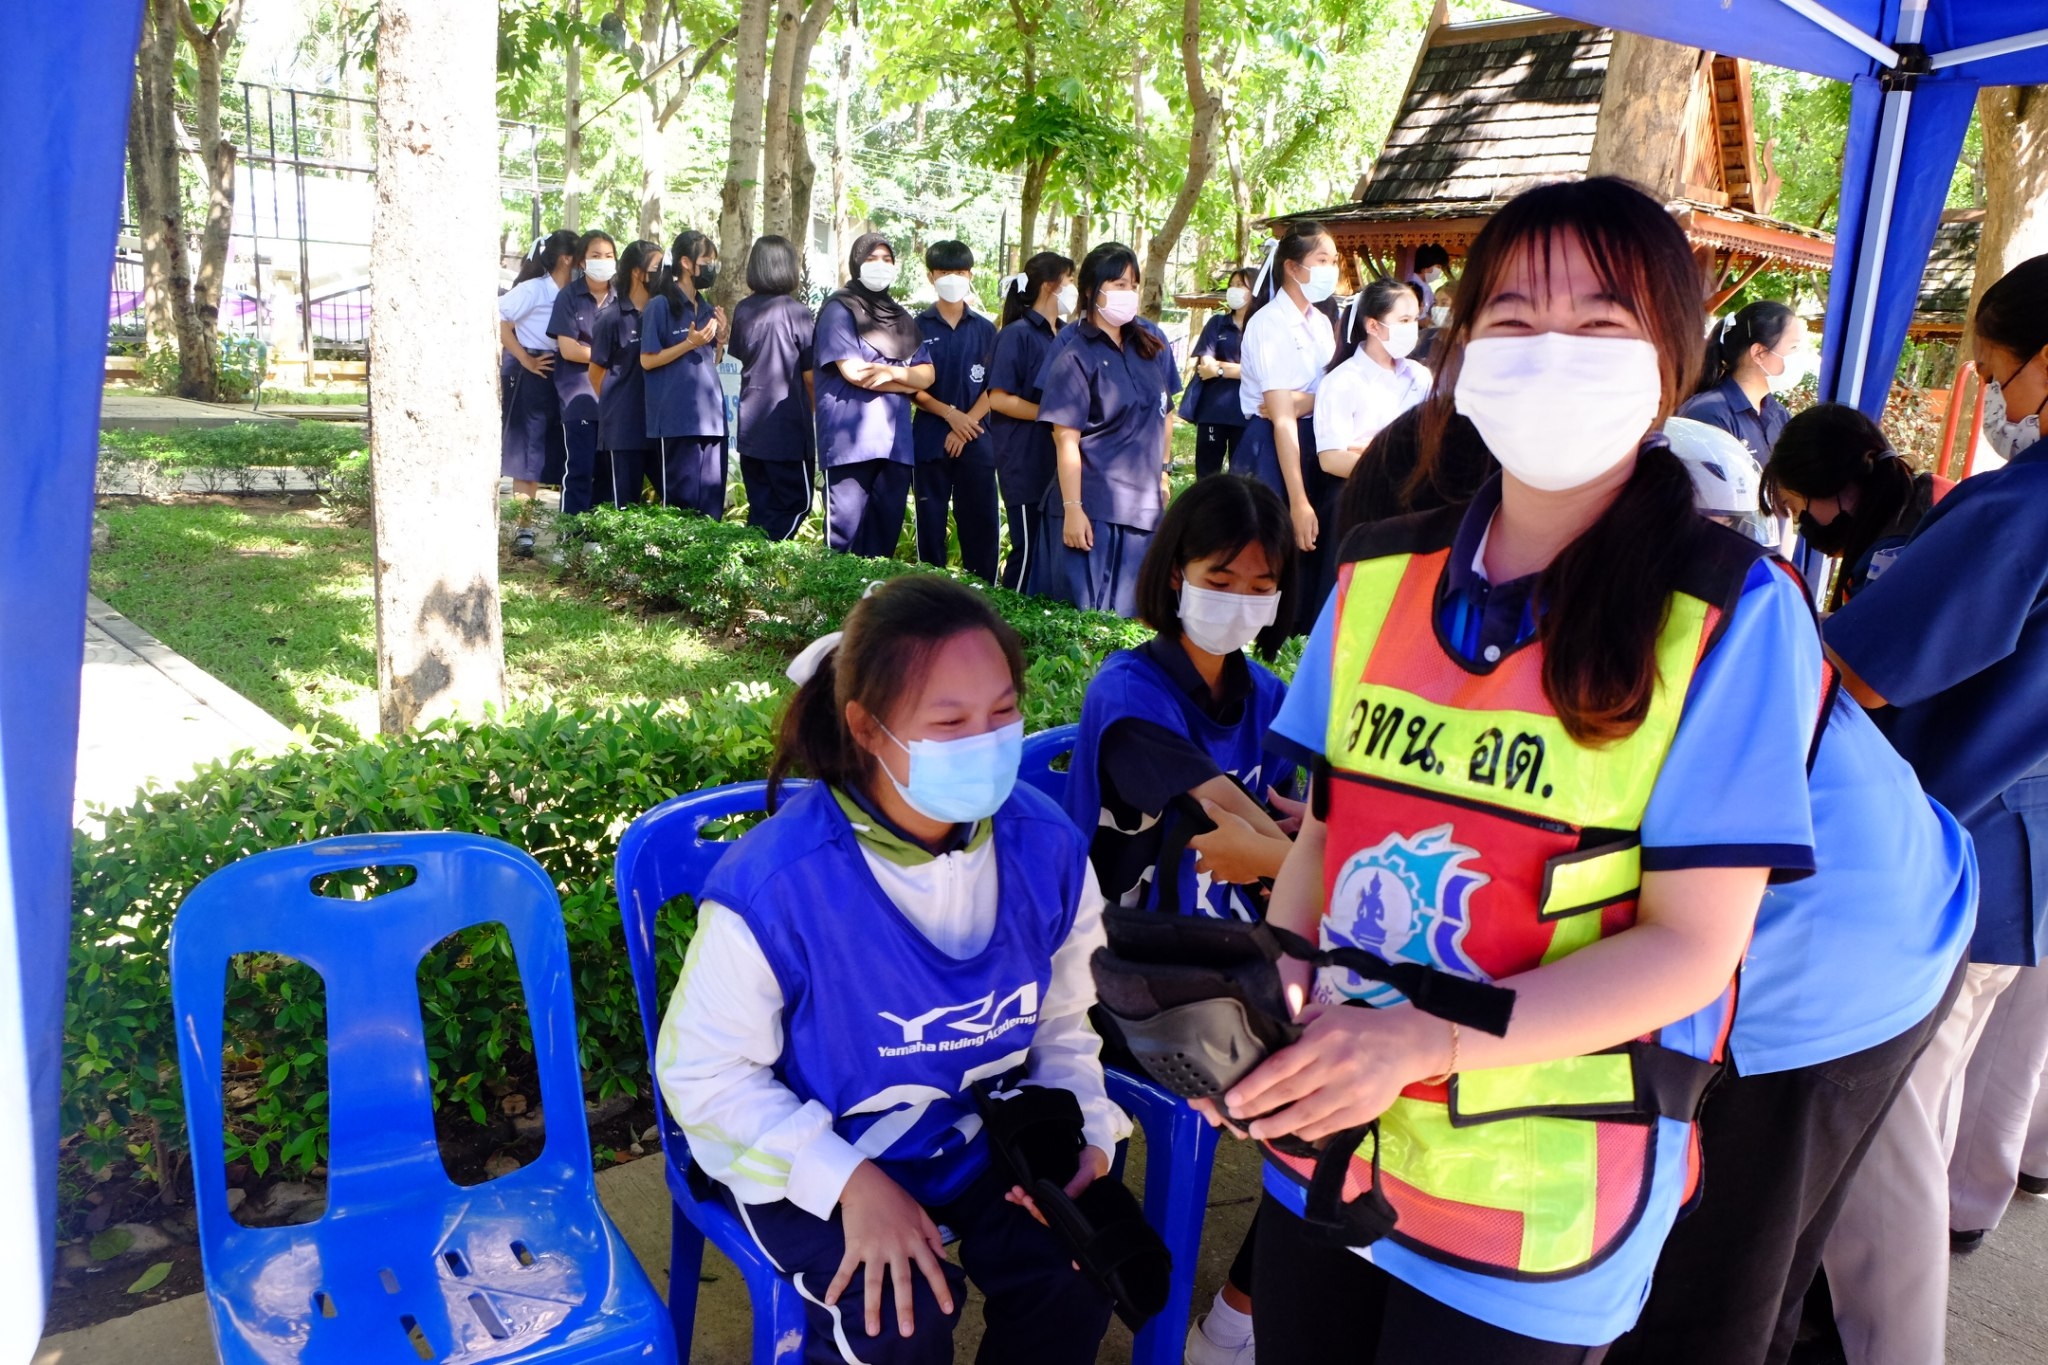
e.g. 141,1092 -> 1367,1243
1701,300 -> 1796,392
1001,251 -> 1075,329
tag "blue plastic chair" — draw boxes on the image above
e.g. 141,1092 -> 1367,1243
1018,723 -> 1080,802
170,832 -> 675,1365
618,766 -> 1217,1365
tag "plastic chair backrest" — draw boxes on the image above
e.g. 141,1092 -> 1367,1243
1018,724 -> 1078,804
170,832 -> 596,1255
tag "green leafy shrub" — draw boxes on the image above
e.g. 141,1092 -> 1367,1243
322,451 -> 372,522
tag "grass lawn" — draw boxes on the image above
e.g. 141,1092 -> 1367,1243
90,499 -> 786,733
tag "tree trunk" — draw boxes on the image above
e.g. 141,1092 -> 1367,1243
717,0 -> 773,307
563,0 -> 583,230
1068,209 -> 1088,267
134,0 -> 211,397
1225,118 -> 1249,264
127,40 -> 174,354
1140,0 -> 1219,318
1019,155 -> 1050,259
1963,86 -> 2048,358
791,112 -> 818,263
179,0 -> 246,401
636,0 -> 667,240
1586,31 -> 1702,201
369,0 -> 507,734
760,0 -> 803,240
828,33 -> 854,270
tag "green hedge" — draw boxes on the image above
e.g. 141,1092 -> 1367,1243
98,423 -> 366,501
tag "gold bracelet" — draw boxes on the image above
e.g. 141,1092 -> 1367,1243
1422,1021 -> 1461,1086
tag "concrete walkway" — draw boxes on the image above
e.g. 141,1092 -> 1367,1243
99,394 -> 365,432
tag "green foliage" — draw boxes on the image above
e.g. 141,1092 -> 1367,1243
98,423 -> 362,500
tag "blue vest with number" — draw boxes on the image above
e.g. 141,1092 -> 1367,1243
702,780 -> 1090,1204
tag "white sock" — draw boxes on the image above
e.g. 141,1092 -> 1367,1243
1204,1292 -> 1254,1348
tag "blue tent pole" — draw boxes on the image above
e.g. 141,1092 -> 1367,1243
1836,82 -> 1916,408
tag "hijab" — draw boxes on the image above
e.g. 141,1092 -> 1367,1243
828,233 -> 923,361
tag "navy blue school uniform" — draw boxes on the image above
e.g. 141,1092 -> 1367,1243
1678,376 -> 1790,465
641,289 -> 729,519
1064,636 -> 1294,921
591,292 -> 654,507
499,350 -> 565,483
988,310 -> 1064,594
814,297 -> 928,557
1827,439 -> 2048,967
546,277 -> 613,514
911,305 -> 1001,582
729,291 -> 817,541
1180,311 -> 1247,479
1034,318 -> 1181,617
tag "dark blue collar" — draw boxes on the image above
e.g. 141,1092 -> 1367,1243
842,777 -> 975,856
1445,476 -> 1517,597
1142,634 -> 1252,722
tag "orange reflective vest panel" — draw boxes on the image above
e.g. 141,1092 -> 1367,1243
1289,515 -> 1755,1280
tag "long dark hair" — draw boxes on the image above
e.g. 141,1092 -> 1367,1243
1702,300 -> 1797,391
1762,402 -> 1914,571
618,239 -> 664,300
1001,250 -> 1074,328
1135,476 -> 1299,659
513,228 -> 581,285
1976,252 -> 2048,361
1411,177 -> 1708,745
768,576 -> 1027,808
659,229 -> 716,315
1247,220 -> 1332,324
1077,242 -> 1162,360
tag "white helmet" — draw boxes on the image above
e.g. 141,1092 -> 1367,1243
1663,417 -> 1774,545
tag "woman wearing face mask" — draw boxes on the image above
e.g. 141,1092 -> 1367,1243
498,228 -> 579,556
1180,269 -> 1255,479
1225,177 -> 1823,1361
1237,223 -> 1340,558
815,234 -> 936,556
641,230 -> 730,517
589,239 -> 662,507
729,234 -> 819,540
1679,299 -> 1809,466
1762,402 -> 1951,611
656,575 -> 1129,1365
988,252 -> 1076,595
1037,242 -> 1182,618
1814,254 -> 2048,1362
547,230 -> 617,516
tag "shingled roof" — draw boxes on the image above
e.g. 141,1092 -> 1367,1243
1359,19 -> 1611,207
1917,212 -> 1981,323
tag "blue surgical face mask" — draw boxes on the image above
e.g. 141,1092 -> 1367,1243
879,719 -> 1024,825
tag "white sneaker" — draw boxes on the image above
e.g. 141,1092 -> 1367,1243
1185,1312 -> 1256,1365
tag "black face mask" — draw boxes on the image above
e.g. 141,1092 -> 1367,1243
1797,509 -> 1861,556
694,260 -> 720,291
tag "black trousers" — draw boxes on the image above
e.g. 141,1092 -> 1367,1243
1251,1196 -> 1611,1364
913,456 -> 1001,583
560,416 -> 601,515
1609,957 -> 1967,1365
713,1163 -> 1113,1365
742,453 -> 815,541
826,458 -> 912,557
654,435 -> 727,518
602,446 -> 652,507
1194,422 -> 1243,480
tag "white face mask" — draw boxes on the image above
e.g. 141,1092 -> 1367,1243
933,274 -> 973,304
1377,320 -> 1419,360
1984,376 -> 2044,459
859,260 -> 900,292
1225,286 -> 1249,312
1295,263 -> 1339,305
1454,334 -> 1662,492
1056,283 -> 1080,315
1097,288 -> 1142,327
582,257 -> 617,283
1178,582 -> 1282,657
1763,345 -> 1810,395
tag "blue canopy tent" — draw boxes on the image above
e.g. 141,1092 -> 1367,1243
1532,0 -> 2048,416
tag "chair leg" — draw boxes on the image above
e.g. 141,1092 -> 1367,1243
669,1203 -> 706,1358
1129,1102 -> 1223,1365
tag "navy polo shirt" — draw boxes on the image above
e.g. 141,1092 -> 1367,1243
641,291 -> 727,440
988,310 -> 1063,502
1034,318 -> 1182,532
590,296 -> 650,452
728,292 -> 816,463
1826,441 -> 2048,965
911,306 -> 998,466
547,278 -> 611,421
813,297 -> 930,468
1179,312 -> 1247,427
1677,377 -> 1790,465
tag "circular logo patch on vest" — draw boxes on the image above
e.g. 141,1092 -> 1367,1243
970,363 -> 987,385
1323,824 -> 1490,1007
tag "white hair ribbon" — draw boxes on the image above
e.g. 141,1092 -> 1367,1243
1251,238 -> 1278,302
1002,273 -> 1028,297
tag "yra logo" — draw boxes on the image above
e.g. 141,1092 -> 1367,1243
877,983 -> 1041,1055
1323,825 -> 1489,1006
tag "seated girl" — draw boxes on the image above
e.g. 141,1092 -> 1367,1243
656,575 -> 1129,1365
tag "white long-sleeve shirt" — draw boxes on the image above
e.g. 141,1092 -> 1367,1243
1315,351 -> 1431,455
1239,293 -> 1336,419
655,827 -> 1131,1219
498,274 -> 561,352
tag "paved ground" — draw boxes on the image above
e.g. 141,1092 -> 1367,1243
99,394 -> 365,432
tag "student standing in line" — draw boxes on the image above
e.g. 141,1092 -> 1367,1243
909,240 -> 1000,581
547,230 -> 617,516
1180,270 -> 1253,479
1236,222 -> 1338,567
814,234 -> 935,557
1232,178 -> 1820,1362
589,239 -> 662,507
1037,242 -> 1181,619
1818,254 -> 2048,1365
641,230 -> 730,518
728,234 -> 818,541
656,575 -> 1128,1365
988,252 -> 1075,594
498,228 -> 579,557
1679,300 -> 1809,465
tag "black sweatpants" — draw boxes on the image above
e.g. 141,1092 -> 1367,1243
1609,956 -> 1967,1365
913,455 -> 1001,583
826,457 -> 913,557
603,446 -> 652,507
1251,1196 -> 1611,1364
654,435 -> 727,518
1194,422 -> 1242,480
742,453 -> 815,541
714,1162 -> 1113,1365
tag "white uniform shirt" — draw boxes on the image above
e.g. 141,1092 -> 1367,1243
1314,350 -> 1432,455
498,275 -> 562,352
1239,295 -> 1336,419
656,830 -> 1131,1218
